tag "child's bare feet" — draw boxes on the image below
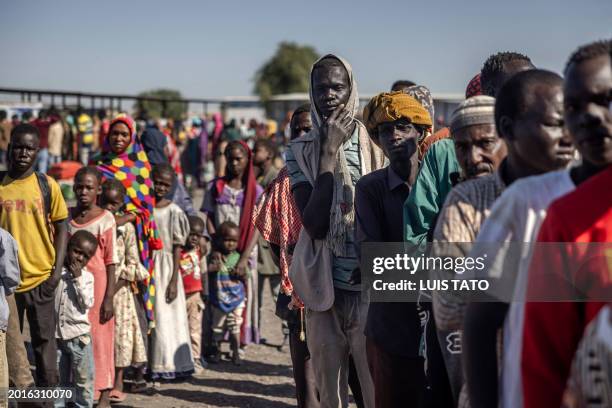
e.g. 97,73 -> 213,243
96,390 -> 112,407
109,389 -> 127,403
194,360 -> 206,376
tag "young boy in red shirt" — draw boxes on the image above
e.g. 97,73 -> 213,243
179,216 -> 209,374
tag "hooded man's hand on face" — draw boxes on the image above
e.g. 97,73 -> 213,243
321,104 -> 354,156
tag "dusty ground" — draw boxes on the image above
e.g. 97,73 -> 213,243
119,188 -> 360,408
21,280 -> 305,407
117,188 -> 299,407
117,280 -> 299,408
117,280 -> 363,407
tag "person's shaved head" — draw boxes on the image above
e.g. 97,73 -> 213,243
391,80 -> 416,92
10,123 -> 40,144
496,69 -> 574,174
290,104 -> 312,140
564,39 -> 612,74
495,69 -> 563,134
291,104 -> 311,120
69,230 -> 99,253
481,51 -> 535,96
563,40 -> 612,169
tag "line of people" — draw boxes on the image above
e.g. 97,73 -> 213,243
0,38 -> 609,408
253,40 -> 612,408
0,112 -> 288,407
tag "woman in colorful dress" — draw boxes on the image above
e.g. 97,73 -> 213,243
92,114 -> 162,330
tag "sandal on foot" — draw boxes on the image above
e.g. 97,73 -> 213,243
130,381 -> 147,393
109,390 -> 127,403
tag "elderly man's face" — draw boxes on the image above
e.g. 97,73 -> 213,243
312,60 -> 351,121
454,123 -> 507,178
376,118 -> 419,163
564,54 -> 612,168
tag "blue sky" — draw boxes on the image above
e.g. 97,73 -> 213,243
1,0 -> 610,99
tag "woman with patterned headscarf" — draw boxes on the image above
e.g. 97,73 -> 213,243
465,73 -> 482,98
92,115 -> 162,328
400,84 -> 452,161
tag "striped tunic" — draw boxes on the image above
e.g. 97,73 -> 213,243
431,171 -> 506,407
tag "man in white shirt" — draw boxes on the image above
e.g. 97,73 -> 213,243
463,39 -> 612,408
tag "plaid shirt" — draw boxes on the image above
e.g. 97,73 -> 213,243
432,171 -> 506,331
253,167 -> 302,295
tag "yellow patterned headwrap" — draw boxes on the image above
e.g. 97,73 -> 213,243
363,91 -> 433,136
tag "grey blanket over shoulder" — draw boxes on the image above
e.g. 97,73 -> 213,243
288,54 -> 384,311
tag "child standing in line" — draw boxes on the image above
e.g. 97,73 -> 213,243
208,221 -> 246,366
67,166 -> 118,408
0,227 -> 21,407
100,179 -> 149,402
149,163 -> 194,379
179,216 -> 209,375
55,231 -> 97,408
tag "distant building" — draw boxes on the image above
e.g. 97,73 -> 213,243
0,102 -> 44,120
219,96 -> 266,124
221,93 -> 463,128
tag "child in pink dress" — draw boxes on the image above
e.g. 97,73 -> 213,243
67,166 -> 118,408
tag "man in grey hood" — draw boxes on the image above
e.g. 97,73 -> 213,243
286,54 -> 383,408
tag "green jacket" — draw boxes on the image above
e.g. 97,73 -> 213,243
403,138 -> 461,246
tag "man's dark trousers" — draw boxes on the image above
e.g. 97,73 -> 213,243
15,280 -> 58,387
366,337 -> 425,408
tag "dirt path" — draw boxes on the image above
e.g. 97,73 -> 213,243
113,188 -> 362,407
14,187 -> 361,407
117,279 -> 298,407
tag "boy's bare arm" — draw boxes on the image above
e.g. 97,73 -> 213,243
208,251 -> 223,272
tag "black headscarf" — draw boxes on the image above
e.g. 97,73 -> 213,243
140,126 -> 168,166
140,125 -> 195,213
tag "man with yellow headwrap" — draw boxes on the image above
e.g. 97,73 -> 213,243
363,91 -> 433,152
356,91 -> 432,408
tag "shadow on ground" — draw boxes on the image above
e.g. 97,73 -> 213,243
203,359 -> 293,378
188,376 -> 295,399
116,389 -> 295,408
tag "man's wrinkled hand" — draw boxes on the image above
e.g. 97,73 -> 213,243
320,105 -> 353,156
